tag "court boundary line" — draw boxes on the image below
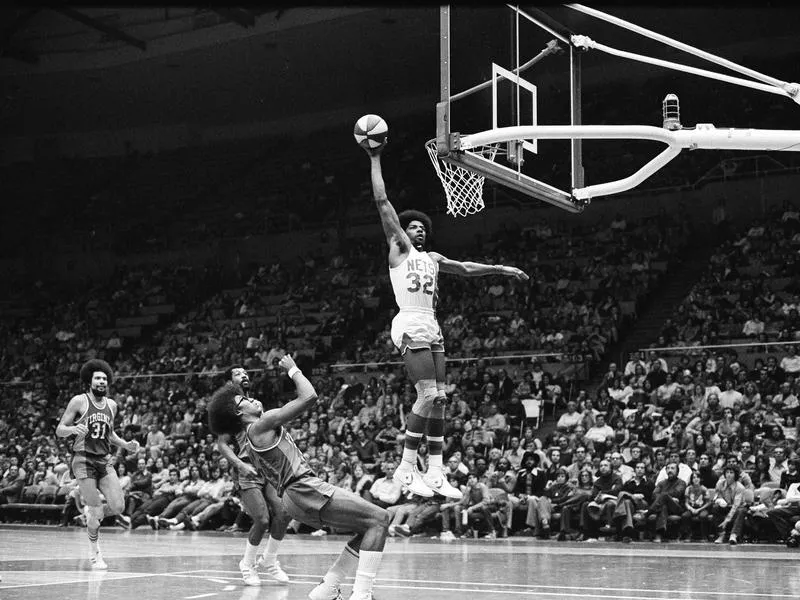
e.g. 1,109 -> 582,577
190,570 -> 796,598
0,570 -> 205,590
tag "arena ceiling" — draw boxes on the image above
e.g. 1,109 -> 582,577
1,6 -> 799,138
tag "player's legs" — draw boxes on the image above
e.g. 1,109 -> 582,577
420,350 -> 461,499
259,483 -> 291,582
317,489 -> 389,600
76,476 -> 107,569
240,487 -> 270,548
309,534 -> 362,600
264,482 -> 292,541
395,346 -> 437,497
97,467 -> 125,516
236,486 -> 269,585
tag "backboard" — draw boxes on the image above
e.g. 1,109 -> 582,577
433,5 -> 586,214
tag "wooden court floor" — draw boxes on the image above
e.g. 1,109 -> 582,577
1,526 -> 799,600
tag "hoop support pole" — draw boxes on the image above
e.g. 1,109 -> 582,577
438,6 -> 451,153
460,124 -> 800,200
573,146 -> 682,200
566,3 -> 792,92
450,40 -> 560,103
461,124 -> 800,152
509,4 -> 570,44
572,36 -> 795,100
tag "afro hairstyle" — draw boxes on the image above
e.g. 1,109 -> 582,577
207,382 -> 244,437
397,209 -> 433,239
80,359 -> 114,386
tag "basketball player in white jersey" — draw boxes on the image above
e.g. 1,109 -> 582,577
363,143 -> 529,499
56,359 -> 140,569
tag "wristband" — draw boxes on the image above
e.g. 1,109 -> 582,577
287,366 -> 301,379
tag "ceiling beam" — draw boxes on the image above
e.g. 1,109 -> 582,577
53,7 -> 146,51
211,8 -> 256,28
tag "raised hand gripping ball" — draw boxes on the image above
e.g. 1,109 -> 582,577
354,114 -> 388,150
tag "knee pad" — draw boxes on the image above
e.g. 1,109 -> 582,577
412,380 -> 438,414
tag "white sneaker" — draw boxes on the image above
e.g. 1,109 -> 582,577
311,528 -> 328,537
440,530 -> 457,541
308,580 -> 342,600
239,559 -> 261,586
90,551 -> 108,570
421,467 -> 462,499
259,559 -> 289,583
394,464 -> 433,498
116,514 -> 131,529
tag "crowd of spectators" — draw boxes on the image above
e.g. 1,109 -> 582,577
656,203 -> 800,350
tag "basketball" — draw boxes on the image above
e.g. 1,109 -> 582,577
354,114 -> 388,150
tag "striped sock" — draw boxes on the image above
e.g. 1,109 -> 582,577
427,400 -> 446,469
401,412 -> 426,466
88,529 -> 99,554
322,543 -> 359,588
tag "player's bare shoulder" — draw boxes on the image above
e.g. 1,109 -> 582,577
68,392 -> 89,410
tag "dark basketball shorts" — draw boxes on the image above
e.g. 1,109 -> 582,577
71,453 -> 115,482
237,464 -> 267,491
282,476 -> 337,529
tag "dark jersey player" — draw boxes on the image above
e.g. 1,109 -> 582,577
208,354 -> 389,600
56,359 -> 140,569
216,367 -> 292,586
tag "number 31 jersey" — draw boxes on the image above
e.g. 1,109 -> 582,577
389,245 -> 439,313
73,394 -> 114,457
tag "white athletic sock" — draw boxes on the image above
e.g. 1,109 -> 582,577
428,451 -> 443,470
400,444 -> 418,467
322,544 -> 359,588
261,536 -> 281,565
243,541 -> 259,566
351,550 -> 383,596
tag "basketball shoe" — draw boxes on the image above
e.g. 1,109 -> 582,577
421,467 -> 462,499
90,550 -> 108,570
239,559 -> 261,586
308,581 -> 343,600
393,463 -> 433,498
257,558 -> 289,583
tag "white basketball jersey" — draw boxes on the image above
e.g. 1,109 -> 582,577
389,246 -> 439,312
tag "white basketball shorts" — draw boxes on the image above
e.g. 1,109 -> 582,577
391,309 -> 445,355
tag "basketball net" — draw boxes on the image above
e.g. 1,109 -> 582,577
425,140 -> 499,217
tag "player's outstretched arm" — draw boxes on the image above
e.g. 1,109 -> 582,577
56,395 -> 89,438
250,355 -> 318,436
429,252 -> 530,281
365,148 -> 411,252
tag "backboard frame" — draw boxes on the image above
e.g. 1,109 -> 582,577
435,5 -> 587,213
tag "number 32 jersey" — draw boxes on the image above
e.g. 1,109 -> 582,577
73,394 -> 114,457
389,245 -> 439,313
